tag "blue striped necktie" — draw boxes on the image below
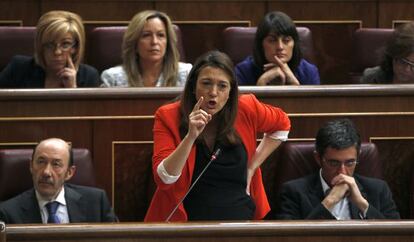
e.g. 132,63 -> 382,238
45,201 -> 60,224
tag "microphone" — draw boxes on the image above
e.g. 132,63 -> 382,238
165,148 -> 221,222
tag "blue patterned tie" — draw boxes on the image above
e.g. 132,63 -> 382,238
45,201 -> 60,224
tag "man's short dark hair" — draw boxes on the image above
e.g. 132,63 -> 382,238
31,139 -> 74,167
315,118 -> 361,158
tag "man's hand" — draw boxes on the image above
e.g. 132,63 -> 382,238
322,174 -> 369,213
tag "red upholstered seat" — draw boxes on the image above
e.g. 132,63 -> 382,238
0,148 -> 96,202
222,26 -> 316,65
0,27 -> 36,72
274,142 -> 382,193
349,28 -> 394,83
88,25 -> 186,73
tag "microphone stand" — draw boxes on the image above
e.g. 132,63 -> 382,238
165,148 -> 221,222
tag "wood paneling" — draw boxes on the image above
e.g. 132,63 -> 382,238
156,1 -> 265,25
0,121 -> 92,149
379,1 -> 414,28
40,0 -> 154,22
372,139 -> 414,219
1,85 -> 414,220
269,1 -> 377,27
0,21 -> 22,26
0,0 -> 39,25
175,21 -> 250,64
295,21 -> 361,83
92,119 -> 155,204
2,1 -> 412,28
113,142 -> 154,221
393,20 -> 411,28
6,221 -> 414,242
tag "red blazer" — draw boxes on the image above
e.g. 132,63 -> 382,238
145,94 -> 291,222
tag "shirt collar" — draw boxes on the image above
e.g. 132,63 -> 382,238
319,168 -> 331,194
36,185 -> 67,209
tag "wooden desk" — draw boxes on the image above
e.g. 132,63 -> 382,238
0,222 -> 5,242
1,85 -> 414,220
5,221 -> 414,242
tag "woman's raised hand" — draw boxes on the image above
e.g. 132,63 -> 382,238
188,97 -> 212,140
58,55 -> 77,88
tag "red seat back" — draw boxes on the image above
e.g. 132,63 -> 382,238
0,27 -> 36,71
349,28 -> 394,82
222,26 -> 316,65
274,142 -> 383,193
0,148 -> 96,202
88,25 -> 186,73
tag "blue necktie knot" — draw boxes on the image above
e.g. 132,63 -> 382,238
45,201 -> 60,224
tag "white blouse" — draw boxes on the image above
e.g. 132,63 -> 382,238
100,62 -> 192,87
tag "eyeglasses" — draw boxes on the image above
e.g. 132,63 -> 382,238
43,41 -> 76,52
394,58 -> 414,73
322,158 -> 358,168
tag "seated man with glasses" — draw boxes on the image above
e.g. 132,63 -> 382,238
274,119 -> 400,219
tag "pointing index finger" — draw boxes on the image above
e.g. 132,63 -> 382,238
192,96 -> 204,112
66,54 -> 75,69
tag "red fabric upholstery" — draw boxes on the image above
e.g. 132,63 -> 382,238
88,25 -> 186,73
274,142 -> 382,192
222,26 -> 315,65
0,148 -> 96,202
349,28 -> 394,83
0,27 -> 36,71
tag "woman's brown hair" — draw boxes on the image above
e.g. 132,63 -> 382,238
179,50 -> 240,146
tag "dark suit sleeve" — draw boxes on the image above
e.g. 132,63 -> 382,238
0,207 -> 10,224
365,181 -> 400,219
275,182 -> 336,220
99,190 -> 118,222
274,183 -> 302,219
0,56 -> 18,87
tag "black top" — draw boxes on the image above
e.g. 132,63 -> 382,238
0,55 -> 101,88
184,142 -> 255,221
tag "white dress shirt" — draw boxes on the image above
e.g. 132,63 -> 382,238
36,186 -> 70,224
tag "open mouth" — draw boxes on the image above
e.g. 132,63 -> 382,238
207,100 -> 217,109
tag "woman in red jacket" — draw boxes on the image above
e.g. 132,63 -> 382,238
145,50 -> 291,222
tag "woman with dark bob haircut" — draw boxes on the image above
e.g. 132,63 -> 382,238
361,22 -> 414,84
235,11 -> 320,85
145,50 -> 291,222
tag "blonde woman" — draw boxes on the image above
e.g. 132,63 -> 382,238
0,10 -> 100,88
101,10 -> 192,87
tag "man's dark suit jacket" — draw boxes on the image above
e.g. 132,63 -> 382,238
0,183 -> 117,224
274,172 -> 400,219
0,55 -> 101,88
